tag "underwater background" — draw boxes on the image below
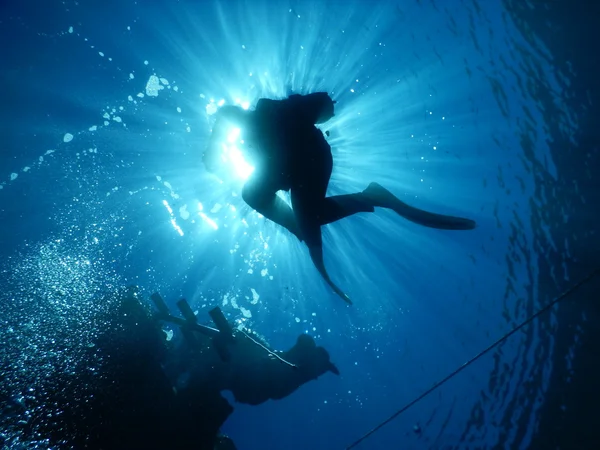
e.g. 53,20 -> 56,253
1,0 -> 598,449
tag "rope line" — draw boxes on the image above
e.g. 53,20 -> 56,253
345,268 -> 600,449
238,329 -> 297,368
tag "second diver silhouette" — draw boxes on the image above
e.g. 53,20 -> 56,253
203,93 -> 476,305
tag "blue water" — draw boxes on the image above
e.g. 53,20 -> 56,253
0,0 -> 591,449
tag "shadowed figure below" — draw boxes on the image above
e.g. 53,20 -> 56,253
203,92 -> 476,305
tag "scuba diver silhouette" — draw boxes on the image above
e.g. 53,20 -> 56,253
203,93 -> 476,305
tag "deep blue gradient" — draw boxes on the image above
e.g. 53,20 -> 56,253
1,1 -> 597,449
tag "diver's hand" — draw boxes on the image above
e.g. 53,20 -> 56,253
202,150 -> 217,173
203,133 -> 222,173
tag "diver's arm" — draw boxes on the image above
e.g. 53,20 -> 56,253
202,117 -> 228,173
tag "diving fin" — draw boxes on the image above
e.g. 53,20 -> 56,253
364,182 -> 476,230
309,247 -> 352,305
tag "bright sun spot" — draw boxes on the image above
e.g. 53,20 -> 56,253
227,127 -> 241,143
219,126 -> 254,181
205,99 -> 256,181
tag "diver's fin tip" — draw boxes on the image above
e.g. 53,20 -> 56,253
464,219 -> 477,230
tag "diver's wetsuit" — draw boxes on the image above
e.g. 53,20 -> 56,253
243,98 -> 373,251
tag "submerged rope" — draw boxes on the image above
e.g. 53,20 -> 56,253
238,329 -> 298,369
346,268 -> 600,449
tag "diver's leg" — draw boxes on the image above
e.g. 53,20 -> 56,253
291,188 -> 352,305
315,187 -> 476,229
362,182 -> 476,230
290,149 -> 352,304
242,175 -> 303,240
317,194 -> 375,225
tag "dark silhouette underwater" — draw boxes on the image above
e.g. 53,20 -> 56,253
203,93 -> 477,304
